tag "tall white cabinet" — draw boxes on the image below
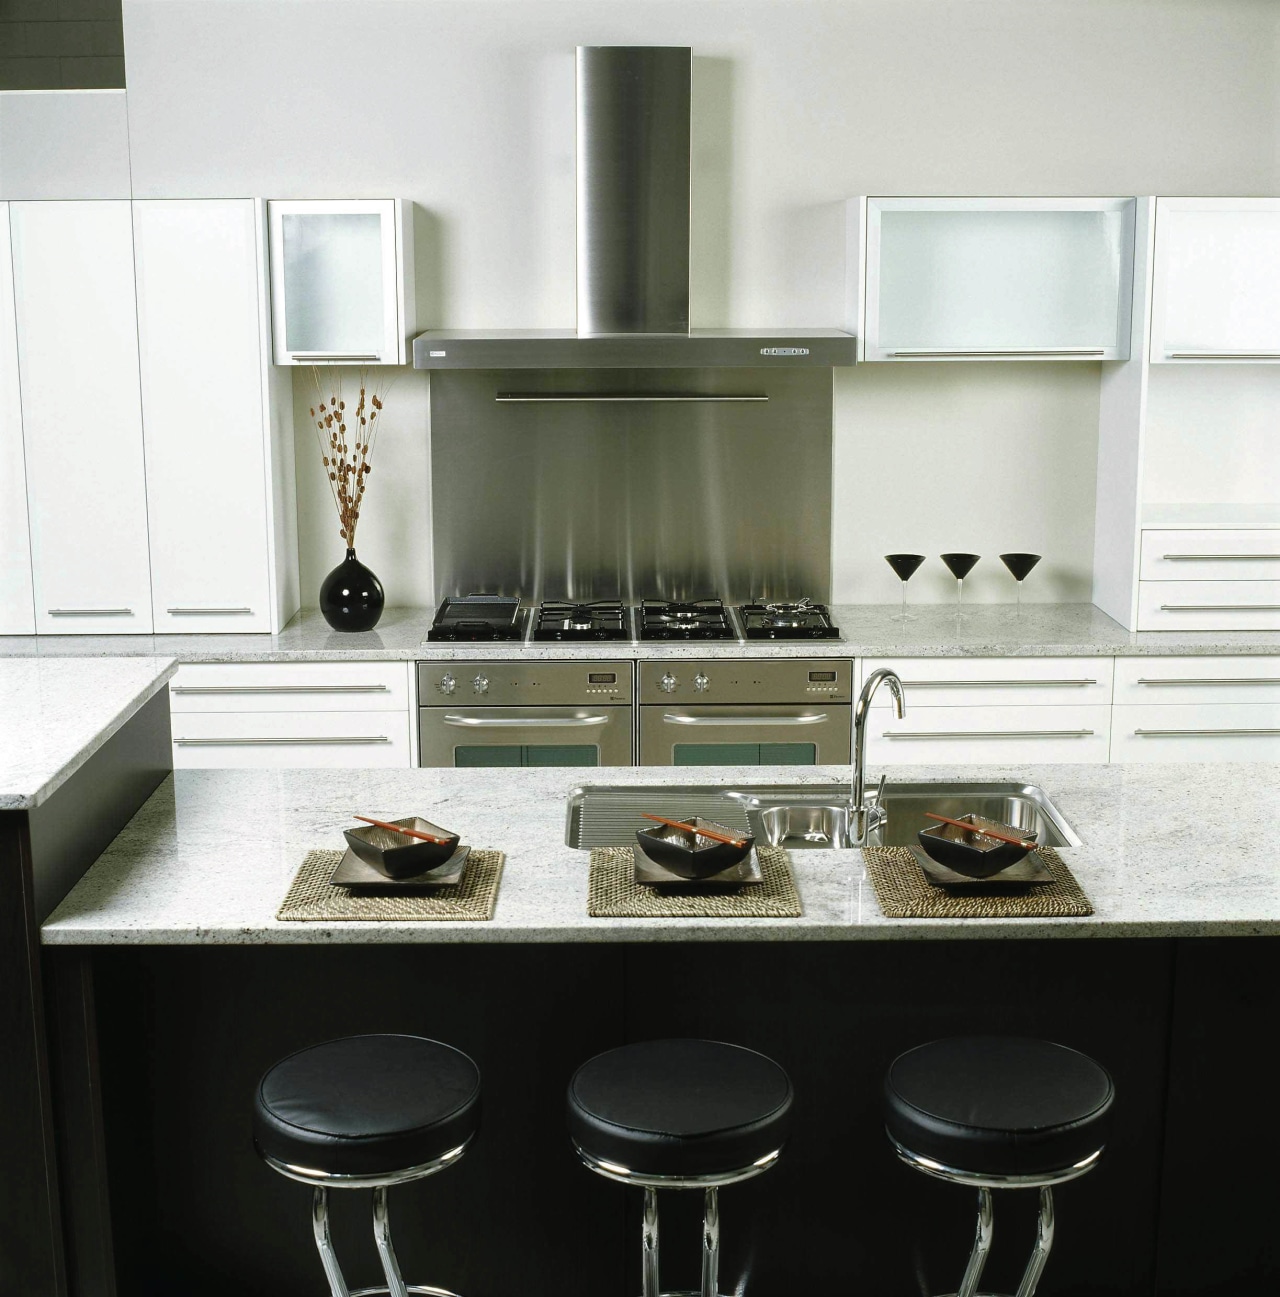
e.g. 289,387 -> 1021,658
10,201 -> 154,634
133,199 -> 297,633
0,204 -> 36,634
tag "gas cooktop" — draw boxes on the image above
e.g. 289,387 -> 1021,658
425,595 -> 525,642
532,600 -> 630,642
638,598 -> 736,641
738,599 -> 840,640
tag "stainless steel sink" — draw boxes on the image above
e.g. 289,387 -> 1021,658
565,782 -> 1079,850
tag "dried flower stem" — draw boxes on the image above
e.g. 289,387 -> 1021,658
309,367 -> 389,550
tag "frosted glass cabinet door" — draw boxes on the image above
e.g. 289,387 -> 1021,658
11,201 -> 154,635
0,204 -> 36,634
268,200 -> 403,364
862,198 -> 1136,361
1150,199 -> 1280,362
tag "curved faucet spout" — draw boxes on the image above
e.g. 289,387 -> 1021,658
851,668 -> 906,842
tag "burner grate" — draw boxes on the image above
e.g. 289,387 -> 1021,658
738,599 -> 840,640
533,600 -> 630,642
638,598 -> 736,641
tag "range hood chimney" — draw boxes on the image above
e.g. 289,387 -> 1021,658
413,46 -> 854,369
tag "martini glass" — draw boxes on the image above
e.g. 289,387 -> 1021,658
884,554 -> 926,620
940,553 -> 980,618
1000,553 -> 1042,615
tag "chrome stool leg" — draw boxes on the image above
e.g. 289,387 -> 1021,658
1013,1188 -> 1055,1297
955,1187 -> 993,1297
699,1187 -> 720,1297
312,1187 -> 352,1297
642,1186 -> 661,1297
372,1186 -> 411,1297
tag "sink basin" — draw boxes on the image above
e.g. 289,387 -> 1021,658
565,782 -> 1079,851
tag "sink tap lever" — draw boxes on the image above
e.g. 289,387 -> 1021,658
851,668 -> 906,842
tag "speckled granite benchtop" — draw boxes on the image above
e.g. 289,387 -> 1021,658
4,604 -> 1280,663
40,761 -> 1280,945
0,657 -> 177,810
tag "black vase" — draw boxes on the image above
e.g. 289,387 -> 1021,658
319,548 -> 384,632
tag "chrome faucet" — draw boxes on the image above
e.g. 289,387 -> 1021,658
850,668 -> 906,842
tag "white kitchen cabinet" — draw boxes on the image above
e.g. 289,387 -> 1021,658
855,197 -> 1136,361
861,656 -> 1114,708
1139,528 -> 1280,582
169,661 -> 410,712
867,704 -> 1112,765
1111,704 -> 1280,761
10,201 -> 154,635
133,199 -> 298,634
0,204 -> 36,635
1136,581 -> 1280,631
267,200 -> 414,365
1149,199 -> 1280,362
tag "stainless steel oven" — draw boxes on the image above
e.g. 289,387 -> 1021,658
417,661 -> 633,767
638,659 -> 852,766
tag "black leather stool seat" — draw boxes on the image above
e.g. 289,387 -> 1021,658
254,1034 -> 480,1178
884,1036 -> 1114,1178
568,1038 -> 793,1178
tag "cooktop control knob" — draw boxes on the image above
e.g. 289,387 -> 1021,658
693,673 -> 710,693
437,673 -> 457,695
472,674 -> 489,695
659,672 -> 679,694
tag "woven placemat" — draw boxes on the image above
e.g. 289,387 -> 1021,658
588,847 -> 801,919
863,846 -> 1092,919
277,849 -> 504,922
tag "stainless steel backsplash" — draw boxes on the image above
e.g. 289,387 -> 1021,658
430,368 -> 833,604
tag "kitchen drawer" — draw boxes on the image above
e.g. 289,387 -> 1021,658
862,657 -> 1113,707
1139,530 -> 1280,581
867,705 -> 1111,765
1114,655 -> 1280,703
1111,704 -> 1280,762
1137,581 -> 1280,630
170,662 -> 410,711
171,709 -> 411,768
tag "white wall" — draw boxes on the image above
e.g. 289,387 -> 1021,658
18,0 -> 1280,605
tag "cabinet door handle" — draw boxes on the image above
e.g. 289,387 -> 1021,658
48,607 -> 132,616
1133,728 -> 1280,737
442,713 -> 609,728
1160,554 -> 1280,561
888,348 -> 1106,358
1136,677 -> 1280,686
663,713 -> 829,727
495,393 -> 769,404
171,684 -> 390,694
1167,351 -> 1280,360
1159,604 -> 1280,612
897,678 -> 1097,688
883,729 -> 1095,739
290,352 -> 382,362
166,607 -> 253,615
174,735 -> 391,746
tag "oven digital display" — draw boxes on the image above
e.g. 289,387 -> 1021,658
588,672 -> 618,684
808,671 -> 837,682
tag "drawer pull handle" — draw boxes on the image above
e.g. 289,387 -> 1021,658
174,736 -> 391,746
1134,728 -> 1280,737
1136,677 -> 1280,686
167,607 -> 253,615
171,684 -> 390,694
48,607 -> 132,616
443,714 -> 609,728
1167,351 -> 1280,360
1160,554 -> 1280,561
290,352 -> 382,362
1159,604 -> 1280,612
898,678 -> 1097,688
663,713 -> 829,727
888,348 -> 1106,358
496,393 -> 769,404
883,729 -> 1095,740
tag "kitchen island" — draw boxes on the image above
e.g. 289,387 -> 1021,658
35,759 -> 1280,1297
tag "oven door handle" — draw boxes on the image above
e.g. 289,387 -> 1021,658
442,713 -> 610,728
662,712 -> 830,726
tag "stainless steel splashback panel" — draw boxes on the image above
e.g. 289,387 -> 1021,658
577,46 -> 691,336
430,367 -> 833,605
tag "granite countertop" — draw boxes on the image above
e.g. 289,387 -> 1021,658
0,657 -> 177,810
40,761 -> 1280,944
2,604 -> 1280,663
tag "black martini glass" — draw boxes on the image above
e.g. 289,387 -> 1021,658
1000,553 -> 1042,614
940,553 -> 981,617
884,554 -> 926,621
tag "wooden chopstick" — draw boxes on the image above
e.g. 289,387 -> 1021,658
641,812 -> 748,848
354,815 -> 452,845
923,811 -> 1036,848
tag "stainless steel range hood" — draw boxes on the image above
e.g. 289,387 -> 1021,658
413,46 -> 855,369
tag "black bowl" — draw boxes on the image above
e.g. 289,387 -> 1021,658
343,818 -> 461,879
635,818 -> 755,880
917,814 -> 1036,879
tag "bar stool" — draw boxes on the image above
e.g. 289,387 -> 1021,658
567,1038 -> 793,1297
253,1033 -> 480,1297
883,1035 -> 1114,1297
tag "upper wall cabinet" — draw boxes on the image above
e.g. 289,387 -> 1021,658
0,204 -> 36,635
1149,198 -> 1280,362
266,200 -> 415,365
854,197 -> 1137,361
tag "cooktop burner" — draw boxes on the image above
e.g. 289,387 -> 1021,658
739,598 -> 840,640
426,594 -> 525,642
533,600 -> 630,642
639,598 -> 736,641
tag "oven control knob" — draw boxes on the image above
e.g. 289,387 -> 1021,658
437,673 -> 457,695
693,673 -> 710,693
658,672 -> 679,694
472,674 -> 489,695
